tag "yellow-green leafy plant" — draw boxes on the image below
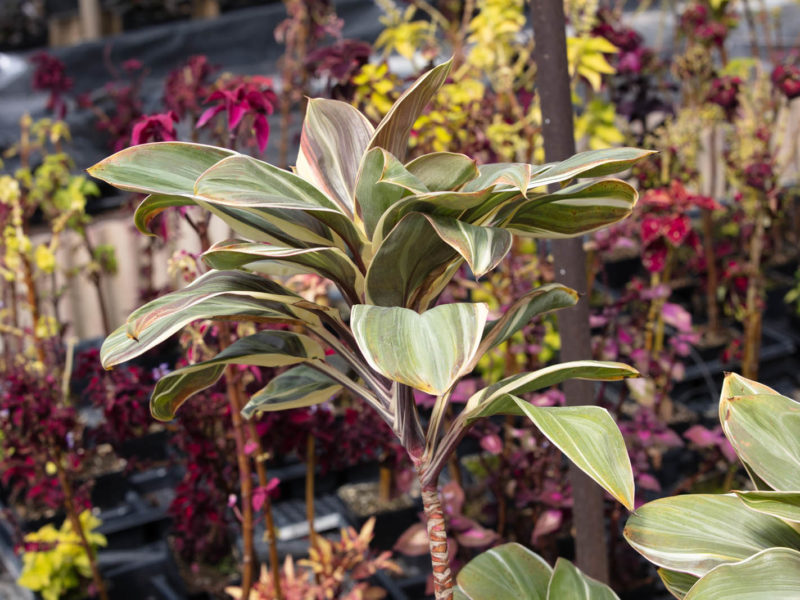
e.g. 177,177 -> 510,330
90,60 -> 650,599
17,510 -> 107,600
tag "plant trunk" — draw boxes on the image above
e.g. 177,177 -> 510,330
742,203 -> 766,379
54,454 -> 108,600
530,0 -> 610,583
421,483 -> 453,599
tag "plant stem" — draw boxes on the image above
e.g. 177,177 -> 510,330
247,421 -> 283,600
219,323 -> 255,597
53,452 -> 108,600
20,254 -> 46,365
305,434 -> 317,548
742,201 -> 766,379
421,483 -> 453,599
80,230 -> 112,336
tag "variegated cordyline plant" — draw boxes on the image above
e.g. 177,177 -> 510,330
625,373 -> 800,600
90,59 -> 649,599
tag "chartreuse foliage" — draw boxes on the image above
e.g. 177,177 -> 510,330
17,511 -> 107,600
625,373 -> 800,598
454,543 -> 619,599
92,59 -> 648,590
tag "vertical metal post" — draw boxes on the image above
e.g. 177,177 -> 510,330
530,0 -> 610,582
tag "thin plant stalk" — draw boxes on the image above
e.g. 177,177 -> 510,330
742,201 -> 766,379
53,451 -> 109,600
80,230 -> 112,336
305,433 -> 318,548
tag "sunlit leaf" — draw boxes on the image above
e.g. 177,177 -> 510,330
624,494 -> 800,576
546,557 -> 620,599
351,303 -> 488,395
423,215 -> 512,278
734,491 -> 800,523
658,569 -> 698,600
405,152 -> 479,191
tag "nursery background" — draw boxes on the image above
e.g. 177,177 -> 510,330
1,0 -> 800,599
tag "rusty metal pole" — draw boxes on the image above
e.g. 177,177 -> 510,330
530,0 -> 610,582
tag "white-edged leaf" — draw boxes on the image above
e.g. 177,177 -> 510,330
456,543 -> 552,600
547,557 -> 620,600
242,364 -> 341,418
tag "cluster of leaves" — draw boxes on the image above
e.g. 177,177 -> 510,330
226,518 -> 400,600
17,510 -> 107,600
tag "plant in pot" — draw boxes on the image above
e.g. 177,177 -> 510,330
625,372 -> 800,598
90,59 -> 650,598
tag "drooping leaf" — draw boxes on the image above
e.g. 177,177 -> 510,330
546,558 -> 620,600
100,271 -> 319,368
658,569 -> 698,600
365,212 -> 461,308
462,162 -> 538,194
202,240 -> 364,302
501,179 -> 638,238
719,385 -> 800,491
368,58 -> 453,160
241,364 -> 341,418
478,284 -> 578,352
464,361 -> 639,417
684,548 -> 800,600
87,141 -> 234,196
351,303 -> 488,395
423,215 -> 513,278
355,148 -> 426,239
194,154 -> 366,252
526,147 -> 655,188
624,494 -> 800,577
511,399 -> 635,510
150,331 -> 324,420
456,543 -> 552,600
296,98 -> 375,215
734,491 -> 800,522
405,152 -> 479,191
133,194 -> 193,235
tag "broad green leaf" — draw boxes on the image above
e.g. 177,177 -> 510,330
462,163 -> 539,194
624,494 -> 800,576
456,543 -> 552,600
721,372 -> 779,398
372,187 -> 517,244
526,147 -> 655,189
365,212 -> 461,308
734,491 -> 800,522
202,240 -> 363,303
405,152 -> 479,191
478,284 -> 579,353
684,548 -> 800,599
194,154 -> 366,252
424,215 -> 512,278
502,179 -> 638,238
355,148 -> 426,239
87,141 -> 233,195
351,303 -> 488,395
719,388 -> 800,491
368,58 -> 453,161
100,271 -> 317,368
150,331 -> 324,420
658,569 -> 698,600
547,558 -> 620,600
241,364 -> 341,418
296,98 -> 374,215
465,361 -> 639,417
511,399 -> 635,510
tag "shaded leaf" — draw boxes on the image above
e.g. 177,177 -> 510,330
405,152 -> 479,191
624,494 -> 800,576
351,303 -> 488,395
658,569 -> 698,600
734,491 -> 800,523
511,399 -> 635,510
684,548 -> 800,599
296,98 -> 374,215
547,558 -> 620,600
151,331 -> 325,420
456,543 -> 552,600
242,364 -> 341,418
